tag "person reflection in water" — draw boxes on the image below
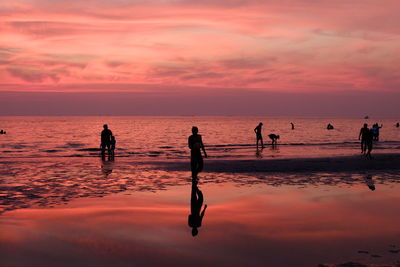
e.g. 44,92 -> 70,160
188,126 -> 207,179
364,175 -> 375,191
101,155 -> 114,177
100,124 -> 113,155
189,180 -> 207,237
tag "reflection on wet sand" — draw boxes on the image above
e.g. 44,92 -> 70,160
189,179 -> 207,236
364,174 -> 376,191
101,155 -> 115,177
1,159 -> 400,215
1,182 -> 399,266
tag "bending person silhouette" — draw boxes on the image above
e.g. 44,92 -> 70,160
188,180 -> 207,237
254,122 -> 264,149
268,134 -> 280,146
188,126 -> 207,179
291,122 -> 295,130
100,124 -> 113,155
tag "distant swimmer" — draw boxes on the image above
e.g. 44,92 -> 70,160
188,180 -> 207,237
188,126 -> 207,179
268,134 -> 280,145
0,130 -> 5,134
291,122 -> 295,130
254,122 -> 264,149
396,122 -> 400,128
327,123 -> 334,130
100,124 -> 113,155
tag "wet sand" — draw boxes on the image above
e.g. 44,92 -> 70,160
1,181 -> 400,267
1,155 -> 400,266
149,153 -> 400,173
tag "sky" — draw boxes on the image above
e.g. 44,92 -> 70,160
0,0 -> 399,116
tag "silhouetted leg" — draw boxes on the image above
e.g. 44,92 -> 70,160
101,143 -> 106,155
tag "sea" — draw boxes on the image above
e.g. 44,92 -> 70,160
1,116 -> 399,159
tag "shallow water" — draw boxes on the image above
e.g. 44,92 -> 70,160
0,158 -> 399,266
1,116 -> 400,159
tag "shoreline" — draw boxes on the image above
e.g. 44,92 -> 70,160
2,153 -> 399,173
147,153 -> 400,173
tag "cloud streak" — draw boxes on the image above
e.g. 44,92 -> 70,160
0,0 -> 399,96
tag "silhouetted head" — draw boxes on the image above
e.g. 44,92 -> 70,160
192,227 -> 198,236
103,124 -> 108,129
111,135 -> 115,140
364,123 -> 368,128
192,126 -> 199,135
277,135 -> 280,139
259,122 -> 263,126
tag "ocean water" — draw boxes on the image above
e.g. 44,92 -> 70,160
1,116 -> 399,159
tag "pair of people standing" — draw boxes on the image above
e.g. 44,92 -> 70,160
100,124 -> 116,155
359,123 -> 373,159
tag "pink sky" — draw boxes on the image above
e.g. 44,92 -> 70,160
0,0 -> 399,115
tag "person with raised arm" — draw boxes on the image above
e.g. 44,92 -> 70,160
188,126 -> 207,179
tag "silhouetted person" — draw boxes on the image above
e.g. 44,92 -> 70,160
254,122 -> 264,149
365,127 -> 373,159
268,134 -> 280,146
291,122 -> 295,130
110,135 -> 116,155
396,122 -> 399,128
327,123 -> 334,130
188,180 -> 207,237
359,123 -> 369,154
371,123 -> 382,141
100,124 -> 113,155
364,175 -> 375,191
188,126 -> 207,179
0,130 -> 5,134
